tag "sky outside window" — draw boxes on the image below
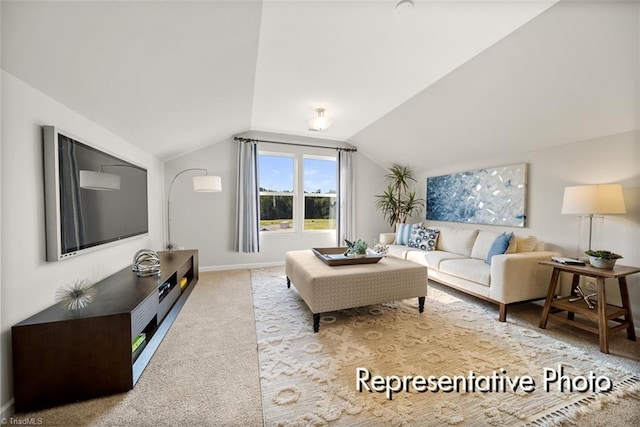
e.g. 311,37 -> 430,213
303,158 -> 336,194
259,155 -> 294,191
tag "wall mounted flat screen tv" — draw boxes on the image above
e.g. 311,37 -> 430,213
43,126 -> 149,261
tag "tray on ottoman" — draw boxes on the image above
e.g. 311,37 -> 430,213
312,247 -> 382,266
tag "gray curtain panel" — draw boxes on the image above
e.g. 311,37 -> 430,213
59,137 -> 86,249
337,150 -> 356,245
235,139 -> 260,253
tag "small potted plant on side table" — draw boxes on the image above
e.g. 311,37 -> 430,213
585,250 -> 623,269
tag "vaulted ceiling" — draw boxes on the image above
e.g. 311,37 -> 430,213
2,0 -> 638,169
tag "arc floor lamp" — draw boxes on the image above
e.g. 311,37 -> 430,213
167,168 -> 222,249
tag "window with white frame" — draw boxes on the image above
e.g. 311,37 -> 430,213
258,152 -> 336,233
303,156 -> 336,231
258,153 -> 295,232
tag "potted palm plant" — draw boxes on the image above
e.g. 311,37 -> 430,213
374,164 -> 425,230
585,250 -> 623,269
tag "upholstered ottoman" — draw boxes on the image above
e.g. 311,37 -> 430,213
285,249 -> 428,332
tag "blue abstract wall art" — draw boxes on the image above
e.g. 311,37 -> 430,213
426,163 -> 527,227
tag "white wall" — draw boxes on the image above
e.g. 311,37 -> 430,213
165,132 -> 388,269
414,131 -> 640,326
0,71 -> 164,415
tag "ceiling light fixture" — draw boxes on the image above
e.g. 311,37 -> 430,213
308,108 -> 332,132
394,0 -> 414,15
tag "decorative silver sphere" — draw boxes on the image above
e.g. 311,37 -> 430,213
132,249 -> 161,277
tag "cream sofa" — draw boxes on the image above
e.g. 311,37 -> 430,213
381,226 -> 559,322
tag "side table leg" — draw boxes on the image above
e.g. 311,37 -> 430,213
568,274 -> 580,321
596,277 -> 609,354
618,276 -> 637,341
539,268 -> 561,329
313,313 -> 320,333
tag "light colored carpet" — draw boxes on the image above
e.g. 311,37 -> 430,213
17,269 -> 263,426
252,267 -> 640,426
15,268 -> 640,426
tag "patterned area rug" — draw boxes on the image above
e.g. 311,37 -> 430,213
251,267 -> 640,426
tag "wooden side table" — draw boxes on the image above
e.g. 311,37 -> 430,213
538,260 -> 639,354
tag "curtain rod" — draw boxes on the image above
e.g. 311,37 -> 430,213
234,136 -> 357,152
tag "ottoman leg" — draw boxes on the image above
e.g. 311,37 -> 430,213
418,296 -> 425,313
286,277 -> 291,288
313,313 -> 320,333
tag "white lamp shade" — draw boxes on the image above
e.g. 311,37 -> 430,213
561,184 -> 626,215
309,108 -> 331,131
79,170 -> 121,191
192,175 -> 222,192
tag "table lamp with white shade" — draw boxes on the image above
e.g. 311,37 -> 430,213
561,184 -> 626,260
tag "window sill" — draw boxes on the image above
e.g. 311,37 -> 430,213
259,229 -> 336,235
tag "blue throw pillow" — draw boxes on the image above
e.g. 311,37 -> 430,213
408,226 -> 440,251
486,232 -> 513,265
395,223 -> 417,246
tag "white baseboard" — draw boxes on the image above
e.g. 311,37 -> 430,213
200,261 -> 284,272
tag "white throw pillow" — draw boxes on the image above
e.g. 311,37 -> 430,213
470,231 -> 502,260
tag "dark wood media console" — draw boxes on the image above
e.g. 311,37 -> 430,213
12,250 -> 198,413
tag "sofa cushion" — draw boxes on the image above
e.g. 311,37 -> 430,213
405,249 -> 428,265
439,258 -> 491,286
436,227 -> 479,257
379,232 -> 396,245
386,244 -> 424,260
386,244 -> 408,259
423,251 -> 467,269
470,231 -> 502,260
506,235 -> 538,253
408,226 -> 440,251
395,223 -> 419,245
486,232 -> 513,265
